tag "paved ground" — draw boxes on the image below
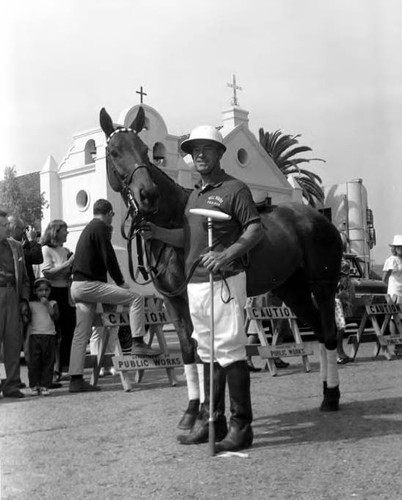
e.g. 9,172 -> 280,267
1,339 -> 402,500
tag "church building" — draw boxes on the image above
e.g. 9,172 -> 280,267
40,97 -> 302,290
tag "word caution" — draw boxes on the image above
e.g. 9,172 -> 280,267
248,306 -> 296,320
366,304 -> 402,315
102,310 -> 168,327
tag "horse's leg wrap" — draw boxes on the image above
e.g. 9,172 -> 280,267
184,363 -> 199,400
177,363 -> 200,430
196,363 -> 205,403
326,349 -> 339,388
319,343 -> 327,395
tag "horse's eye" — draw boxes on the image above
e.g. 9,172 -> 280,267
110,150 -> 118,159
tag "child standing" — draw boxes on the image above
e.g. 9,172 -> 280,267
383,235 -> 402,304
27,278 -> 59,395
383,235 -> 402,342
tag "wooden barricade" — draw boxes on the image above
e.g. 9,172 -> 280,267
89,296 -> 182,391
348,294 -> 402,360
245,299 -> 313,376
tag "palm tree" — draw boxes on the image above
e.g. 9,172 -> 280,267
259,128 -> 325,207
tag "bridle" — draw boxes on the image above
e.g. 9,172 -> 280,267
106,127 -> 151,217
106,127 -> 157,282
105,127 -> 202,296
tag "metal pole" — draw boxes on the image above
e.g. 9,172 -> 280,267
207,216 -> 215,456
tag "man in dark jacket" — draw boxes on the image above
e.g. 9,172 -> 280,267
8,216 -> 43,296
68,199 -> 155,393
0,210 -> 30,398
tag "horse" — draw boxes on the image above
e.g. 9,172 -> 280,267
99,106 -> 343,416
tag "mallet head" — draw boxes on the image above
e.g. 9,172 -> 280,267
189,208 -> 231,221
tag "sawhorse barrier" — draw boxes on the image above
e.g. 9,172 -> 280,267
89,296 -> 183,391
348,294 -> 402,360
245,300 -> 313,376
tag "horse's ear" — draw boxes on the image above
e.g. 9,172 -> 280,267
100,108 -> 115,137
129,106 -> 145,133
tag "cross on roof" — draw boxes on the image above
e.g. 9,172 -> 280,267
136,86 -> 147,104
227,74 -> 242,106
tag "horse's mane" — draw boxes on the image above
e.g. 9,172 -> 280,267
148,161 -> 193,204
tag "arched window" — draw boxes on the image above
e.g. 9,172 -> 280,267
85,139 -> 97,164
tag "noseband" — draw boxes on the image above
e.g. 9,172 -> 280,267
106,127 -> 156,281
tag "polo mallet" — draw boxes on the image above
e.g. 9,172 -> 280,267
189,208 -> 232,456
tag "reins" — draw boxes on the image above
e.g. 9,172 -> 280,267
105,127 -> 204,297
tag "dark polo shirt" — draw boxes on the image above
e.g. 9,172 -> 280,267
184,170 -> 260,283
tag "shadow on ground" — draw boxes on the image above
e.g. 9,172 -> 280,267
252,396 -> 402,449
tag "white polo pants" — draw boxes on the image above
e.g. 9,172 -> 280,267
188,272 -> 247,367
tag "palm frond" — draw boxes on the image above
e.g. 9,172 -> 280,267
259,128 -> 326,207
279,146 -> 312,164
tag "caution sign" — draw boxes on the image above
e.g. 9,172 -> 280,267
245,300 -> 312,376
90,297 -> 179,391
348,294 -> 402,360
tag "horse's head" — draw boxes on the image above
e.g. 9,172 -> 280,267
100,107 -> 159,215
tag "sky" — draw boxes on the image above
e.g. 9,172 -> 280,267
1,0 -> 401,265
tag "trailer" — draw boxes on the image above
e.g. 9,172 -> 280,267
320,178 -> 376,278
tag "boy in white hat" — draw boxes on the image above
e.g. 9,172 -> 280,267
383,235 -> 402,302
383,235 -> 402,349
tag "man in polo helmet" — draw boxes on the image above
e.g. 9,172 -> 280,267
141,124 -> 263,453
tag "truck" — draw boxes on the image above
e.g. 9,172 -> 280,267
320,178 -> 376,279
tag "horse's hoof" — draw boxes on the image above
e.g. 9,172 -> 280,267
177,399 -> 200,430
320,385 -> 340,412
247,360 -> 262,372
337,356 -> 353,365
274,358 -> 290,369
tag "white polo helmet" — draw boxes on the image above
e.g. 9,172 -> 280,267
180,125 -> 226,154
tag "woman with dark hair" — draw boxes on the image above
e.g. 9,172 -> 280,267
41,220 -> 76,381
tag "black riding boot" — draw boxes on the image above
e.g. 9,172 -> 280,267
215,360 -> 253,453
177,363 -> 227,445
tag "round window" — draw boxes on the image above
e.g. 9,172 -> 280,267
237,148 -> 248,167
76,190 -> 90,211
